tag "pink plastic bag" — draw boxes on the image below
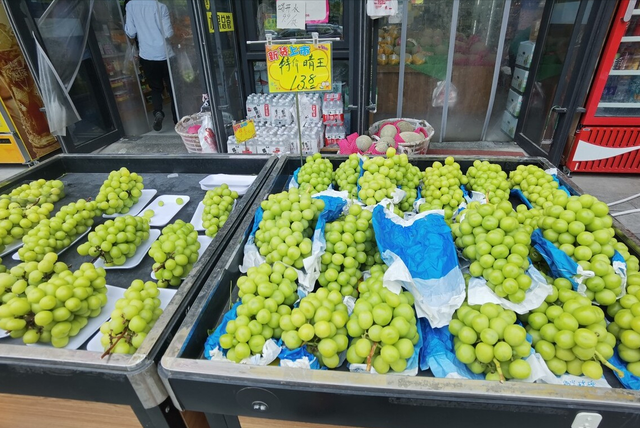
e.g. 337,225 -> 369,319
338,132 -> 359,154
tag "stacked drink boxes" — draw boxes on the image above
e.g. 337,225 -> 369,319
502,41 -> 534,138
323,92 -> 346,146
227,93 -> 324,155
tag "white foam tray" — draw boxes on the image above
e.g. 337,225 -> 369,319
143,194 -> 190,227
199,174 -> 256,195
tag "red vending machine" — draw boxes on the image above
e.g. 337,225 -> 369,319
566,0 -> 640,173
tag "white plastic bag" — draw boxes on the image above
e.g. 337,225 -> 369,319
432,81 -> 458,108
198,112 -> 217,153
123,44 -> 138,76
367,0 -> 398,19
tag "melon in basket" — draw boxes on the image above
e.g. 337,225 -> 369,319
380,124 -> 398,138
399,131 -> 423,143
356,135 -> 373,152
375,137 -> 395,152
396,120 -> 414,132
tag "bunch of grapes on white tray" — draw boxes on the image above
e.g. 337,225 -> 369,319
1,179 -> 65,205
95,167 -> 144,215
0,198 -> 55,254
149,220 -> 200,288
77,215 -> 150,266
297,153 -> 334,194
98,279 -> 163,355
201,184 -> 239,238
0,253 -> 107,347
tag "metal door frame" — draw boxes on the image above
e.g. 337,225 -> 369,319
514,0 -> 617,165
2,0 -> 125,154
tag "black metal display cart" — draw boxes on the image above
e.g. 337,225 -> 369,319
159,155 -> 640,428
0,154 -> 276,428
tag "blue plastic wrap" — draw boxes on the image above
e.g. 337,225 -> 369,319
278,341 -> 322,369
313,194 -> 348,231
203,302 -> 240,359
419,318 -> 484,379
249,206 -> 263,236
460,185 -> 470,200
550,175 -> 572,196
510,188 -> 533,209
293,167 -> 300,184
371,206 -> 465,327
609,349 -> 640,390
531,228 -> 580,288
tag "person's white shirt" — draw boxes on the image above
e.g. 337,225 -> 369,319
125,0 -> 174,61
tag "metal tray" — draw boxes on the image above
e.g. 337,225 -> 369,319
0,154 -> 276,428
160,155 -> 640,428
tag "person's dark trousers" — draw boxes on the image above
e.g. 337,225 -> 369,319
139,57 -> 178,124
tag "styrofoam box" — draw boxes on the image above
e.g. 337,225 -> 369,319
506,89 -> 523,118
511,66 -> 529,93
501,110 -> 518,139
516,41 -> 535,69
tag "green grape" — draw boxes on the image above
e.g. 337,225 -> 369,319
99,279 -> 163,355
94,167 -> 144,215
509,164 -> 565,210
149,220 -> 200,288
297,153 -> 333,194
465,160 -> 512,204
1,178 -> 65,206
254,188 -> 324,269
17,198 -> 98,262
333,154 -> 360,198
0,253 -> 107,346
201,184 -> 239,238
176,198 -> 184,205
78,215 -> 150,266
0,197 -> 55,254
419,157 -> 467,222
345,273 -> 419,373
451,302 -> 531,382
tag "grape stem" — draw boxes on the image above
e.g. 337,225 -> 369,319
594,351 -> 624,378
492,358 -> 505,383
101,327 -> 128,358
366,342 -> 378,372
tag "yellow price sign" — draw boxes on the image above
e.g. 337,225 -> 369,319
265,43 -> 332,93
233,119 -> 256,143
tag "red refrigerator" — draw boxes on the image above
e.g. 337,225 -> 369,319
566,0 -> 640,173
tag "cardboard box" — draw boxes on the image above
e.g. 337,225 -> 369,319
516,41 -> 535,69
506,89 -> 523,118
501,110 -> 518,139
511,67 -> 529,93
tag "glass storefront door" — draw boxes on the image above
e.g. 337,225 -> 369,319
3,0 -> 125,153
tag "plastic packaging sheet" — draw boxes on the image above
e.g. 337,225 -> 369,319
609,350 -> 640,390
372,206 -> 465,328
239,207 -> 265,273
278,343 -> 321,369
531,229 -> 594,289
467,265 -> 553,314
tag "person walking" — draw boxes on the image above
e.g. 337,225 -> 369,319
125,0 -> 177,131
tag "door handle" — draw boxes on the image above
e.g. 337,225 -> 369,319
624,0 -> 637,22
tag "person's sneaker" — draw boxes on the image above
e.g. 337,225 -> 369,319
153,112 -> 164,131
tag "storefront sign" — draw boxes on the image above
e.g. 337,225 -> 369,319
265,43 -> 332,92
206,12 -> 234,33
232,119 -> 256,143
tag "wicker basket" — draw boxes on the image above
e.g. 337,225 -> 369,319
368,118 -> 434,155
175,113 -> 209,153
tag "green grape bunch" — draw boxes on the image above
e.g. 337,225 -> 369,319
452,201 -> 533,304
450,303 -> 532,381
604,272 -> 640,377
318,203 -> 381,297
345,271 -> 420,374
333,154 -> 361,198
297,153 -> 334,194
18,198 -> 99,262
509,164 -> 565,210
202,184 -> 239,238
77,215 -> 150,266
465,160 -> 511,204
420,157 -> 468,222
524,289 -> 621,380
536,193 -> 639,306
95,168 -> 144,215
0,198 -> 55,254
280,288 -> 350,368
254,188 -> 324,269
0,253 -> 108,347
1,179 -> 65,206
219,262 -> 299,362
99,279 -> 163,355
149,220 -> 200,288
